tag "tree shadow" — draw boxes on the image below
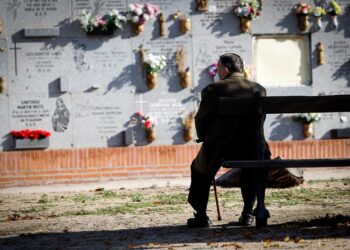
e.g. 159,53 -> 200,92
269,114 -> 301,141
104,65 -> 133,94
337,6 -> 350,38
332,59 -> 350,87
171,117 -> 184,144
276,11 -> 299,33
207,10 -> 241,38
1,214 -> 349,249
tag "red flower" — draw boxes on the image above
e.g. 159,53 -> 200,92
10,129 -> 51,140
143,120 -> 153,128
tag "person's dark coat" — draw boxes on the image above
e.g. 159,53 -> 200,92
193,72 -> 271,175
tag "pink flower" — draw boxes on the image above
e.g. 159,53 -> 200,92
145,3 -> 160,17
136,111 -> 143,117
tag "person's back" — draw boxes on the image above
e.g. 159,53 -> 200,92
187,53 -> 271,229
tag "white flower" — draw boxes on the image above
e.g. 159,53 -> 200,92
135,7 -> 143,16
132,15 -> 140,23
143,13 -> 150,21
128,4 -> 135,12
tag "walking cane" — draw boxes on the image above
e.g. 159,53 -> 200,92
212,178 -> 222,221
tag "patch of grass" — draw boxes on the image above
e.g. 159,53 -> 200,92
98,190 -> 120,199
154,193 -> 187,205
38,194 -> 50,204
131,193 -> 144,202
307,178 -> 350,185
266,187 -> 350,206
20,205 -> 50,214
73,194 -> 92,203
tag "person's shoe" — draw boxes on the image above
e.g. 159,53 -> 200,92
238,213 -> 254,226
187,212 -> 211,228
253,208 -> 270,228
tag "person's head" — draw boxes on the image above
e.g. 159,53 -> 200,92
217,53 -> 244,80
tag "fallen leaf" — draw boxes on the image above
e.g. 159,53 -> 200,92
283,236 -> 290,242
294,237 -> 305,243
221,243 -> 243,248
95,187 -> 104,192
63,227 -> 69,233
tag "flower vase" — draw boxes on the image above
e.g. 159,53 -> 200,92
146,73 -> 157,89
133,23 -> 144,34
183,128 -> 193,142
240,17 -> 251,33
145,128 -> 156,143
303,123 -> 313,138
179,71 -> 191,88
298,15 -> 309,32
180,18 -> 191,33
315,16 -> 322,30
331,15 -> 339,28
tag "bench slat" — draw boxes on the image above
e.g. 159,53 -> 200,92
222,159 -> 350,168
220,95 -> 350,115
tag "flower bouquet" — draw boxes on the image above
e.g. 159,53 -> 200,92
126,3 -> 160,34
313,6 -> 326,30
208,63 -> 218,79
11,129 -> 51,149
292,113 -> 321,138
233,0 -> 262,33
183,112 -> 195,142
328,1 -> 342,28
144,53 -> 166,89
293,3 -> 313,32
136,112 -> 156,143
79,9 -> 126,35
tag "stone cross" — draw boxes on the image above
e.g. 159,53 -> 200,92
135,94 -> 147,113
9,42 -> 22,76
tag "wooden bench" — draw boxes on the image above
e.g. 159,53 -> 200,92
220,93 -> 350,169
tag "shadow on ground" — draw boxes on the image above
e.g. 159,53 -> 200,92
1,215 -> 349,249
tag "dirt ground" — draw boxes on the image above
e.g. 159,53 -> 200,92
0,179 -> 349,249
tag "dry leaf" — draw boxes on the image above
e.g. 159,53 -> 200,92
63,227 -> 69,233
283,236 -> 290,242
294,237 -> 305,243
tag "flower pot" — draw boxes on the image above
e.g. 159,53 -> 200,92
331,15 -> 339,28
303,123 -> 313,138
297,15 -> 309,32
145,128 -> 156,143
180,18 -> 191,33
183,128 -> 193,142
146,73 -> 157,89
15,137 -> 50,149
133,23 -> 144,34
179,71 -> 191,88
314,16 -> 322,30
240,17 -> 251,33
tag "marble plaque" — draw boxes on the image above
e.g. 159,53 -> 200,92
8,37 -> 133,95
72,90 -> 134,147
8,94 -> 73,149
5,0 -> 71,35
191,0 -> 240,36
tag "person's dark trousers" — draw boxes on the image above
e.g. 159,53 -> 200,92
240,168 -> 256,215
187,161 -> 212,215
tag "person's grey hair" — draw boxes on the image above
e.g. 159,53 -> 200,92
219,53 -> 244,73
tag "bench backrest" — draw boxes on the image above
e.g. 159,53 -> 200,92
220,94 -> 350,115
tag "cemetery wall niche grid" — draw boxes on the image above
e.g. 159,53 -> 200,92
0,0 -> 349,150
